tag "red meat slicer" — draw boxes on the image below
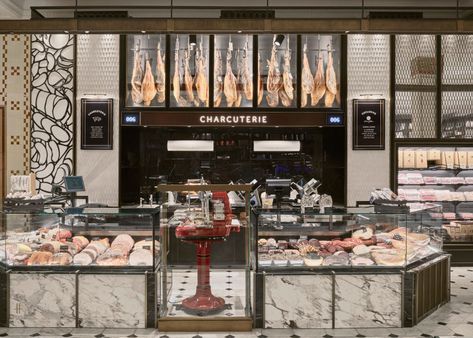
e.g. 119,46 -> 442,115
175,191 -> 240,315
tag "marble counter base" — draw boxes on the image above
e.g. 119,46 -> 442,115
264,275 -> 332,329
9,273 -> 76,327
78,274 -> 146,328
334,274 -> 402,328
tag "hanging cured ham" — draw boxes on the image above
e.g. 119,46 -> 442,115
172,37 -> 181,105
257,53 -> 263,105
282,38 -> 294,103
266,40 -> 281,107
241,37 -> 253,101
223,40 -> 238,107
155,42 -> 165,104
325,49 -> 337,107
311,55 -> 326,106
301,43 -> 314,108
131,40 -> 143,104
214,50 -> 223,107
194,40 -> 208,106
184,49 -> 195,105
141,53 -> 157,106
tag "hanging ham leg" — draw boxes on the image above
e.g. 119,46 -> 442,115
214,50 -> 223,107
257,53 -> 263,105
325,49 -> 337,107
311,55 -> 326,106
223,41 -> 237,107
282,39 -> 294,102
156,41 -> 165,104
184,49 -> 195,105
195,39 -> 208,106
141,53 -> 157,106
266,42 -> 281,107
131,40 -> 143,104
301,43 -> 314,108
241,37 -> 253,101
172,37 -> 182,105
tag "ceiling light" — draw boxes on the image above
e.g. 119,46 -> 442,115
141,30 -> 146,34
189,34 -> 197,46
254,141 -> 300,152
274,34 -> 285,46
84,30 -> 90,34
167,140 -> 214,152
237,30 -> 242,33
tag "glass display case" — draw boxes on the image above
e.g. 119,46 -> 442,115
300,34 -> 341,109
214,34 -> 253,108
126,34 -> 167,108
0,208 -> 159,328
258,34 -> 297,108
253,207 -> 443,271
157,184 -> 252,331
170,34 -> 210,108
0,208 -> 159,270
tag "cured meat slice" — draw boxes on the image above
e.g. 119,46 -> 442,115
141,53 -> 157,106
129,248 -> 153,266
311,55 -> 326,106
131,40 -> 143,104
155,42 -> 166,103
49,252 -> 72,266
27,251 -> 52,265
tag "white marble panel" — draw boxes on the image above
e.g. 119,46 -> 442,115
264,275 -> 332,328
9,273 -> 76,327
334,274 -> 402,328
78,274 -> 146,328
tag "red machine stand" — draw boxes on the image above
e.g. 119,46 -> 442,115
175,192 -> 239,316
181,240 -> 226,315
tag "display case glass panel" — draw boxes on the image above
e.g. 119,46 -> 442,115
214,34 -> 253,108
170,34 -> 210,108
300,34 -> 341,109
0,209 -> 158,269
254,207 -> 443,270
158,184 -> 252,323
126,34 -> 167,108
258,34 -> 297,108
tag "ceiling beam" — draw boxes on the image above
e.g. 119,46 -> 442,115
0,18 -> 471,33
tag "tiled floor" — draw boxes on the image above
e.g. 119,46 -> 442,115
1,267 -> 473,337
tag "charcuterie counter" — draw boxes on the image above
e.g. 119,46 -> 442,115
252,206 -> 450,329
0,208 -> 159,329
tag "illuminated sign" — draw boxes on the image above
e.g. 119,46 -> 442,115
122,112 -> 140,125
327,114 -> 343,125
198,115 -> 268,124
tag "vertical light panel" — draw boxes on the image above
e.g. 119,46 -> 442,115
30,34 -> 74,194
347,34 -> 391,206
76,34 -> 120,206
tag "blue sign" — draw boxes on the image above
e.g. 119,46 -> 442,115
327,114 -> 344,125
122,112 -> 140,125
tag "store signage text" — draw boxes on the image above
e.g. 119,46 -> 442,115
199,114 -> 268,125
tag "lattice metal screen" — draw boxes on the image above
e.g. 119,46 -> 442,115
395,91 -> 437,138
395,35 -> 437,139
441,91 -> 473,138
440,35 -> 473,139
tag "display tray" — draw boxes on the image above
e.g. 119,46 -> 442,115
257,225 -> 350,238
256,251 -> 444,273
0,261 -> 158,273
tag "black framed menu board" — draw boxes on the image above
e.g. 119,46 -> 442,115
353,99 -> 385,150
81,98 -> 113,150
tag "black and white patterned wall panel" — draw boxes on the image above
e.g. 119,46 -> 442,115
30,34 -> 74,194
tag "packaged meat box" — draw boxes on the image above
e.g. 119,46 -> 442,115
407,173 -> 424,184
403,150 -> 416,168
423,176 -> 438,185
415,150 -> 428,169
398,150 -> 404,168
442,151 -> 455,169
456,151 -> 468,169
428,149 -> 442,161
468,152 -> 473,169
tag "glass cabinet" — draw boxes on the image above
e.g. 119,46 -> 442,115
157,184 -> 253,331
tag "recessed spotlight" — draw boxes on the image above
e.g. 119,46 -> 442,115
345,30 -> 350,34
274,34 -> 285,46
64,30 -> 69,34
141,30 -> 146,34
84,30 -> 90,34
237,30 -> 242,33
